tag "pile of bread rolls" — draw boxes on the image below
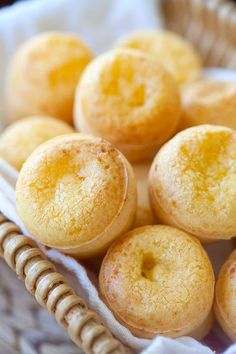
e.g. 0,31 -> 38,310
1,30 -> 236,343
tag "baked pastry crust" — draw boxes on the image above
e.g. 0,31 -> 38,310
116,30 -> 201,86
214,249 -> 236,341
74,49 -> 181,162
99,225 -> 214,339
180,80 -> 236,130
132,162 -> 155,227
6,32 -> 93,124
0,115 -> 73,170
149,125 -> 236,242
16,133 -> 137,258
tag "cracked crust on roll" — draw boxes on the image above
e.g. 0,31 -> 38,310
149,125 -> 236,242
99,225 -> 214,339
16,133 -> 137,258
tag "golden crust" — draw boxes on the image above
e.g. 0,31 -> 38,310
180,80 -> 236,130
132,162 -> 155,227
99,225 -> 214,339
116,30 -> 201,86
74,49 -> 181,162
16,133 -> 137,258
149,125 -> 236,242
214,249 -> 236,341
0,115 -> 74,170
5,32 -> 93,124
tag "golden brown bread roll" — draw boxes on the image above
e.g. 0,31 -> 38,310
149,125 -> 236,242
74,49 -> 181,162
116,30 -> 201,86
16,134 -> 137,258
5,32 -> 93,125
0,115 -> 74,170
99,225 -> 214,339
180,80 -> 236,130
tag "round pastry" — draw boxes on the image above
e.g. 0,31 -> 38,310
180,80 -> 236,130
16,134 -> 137,258
74,49 -> 181,162
0,116 -> 74,170
99,225 -> 214,339
149,125 -> 236,242
132,162 -> 155,227
5,32 -> 93,124
214,249 -> 236,341
116,30 -> 201,86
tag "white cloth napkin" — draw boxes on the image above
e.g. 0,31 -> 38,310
0,1 -> 236,353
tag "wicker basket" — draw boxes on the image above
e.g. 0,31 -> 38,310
162,0 -> 236,68
1,0 -> 236,353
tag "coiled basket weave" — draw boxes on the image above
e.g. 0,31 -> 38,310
0,0 -> 236,353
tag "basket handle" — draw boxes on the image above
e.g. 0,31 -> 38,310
0,213 -> 131,354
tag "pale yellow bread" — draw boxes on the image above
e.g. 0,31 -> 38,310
214,249 -> 236,341
132,162 -> 155,227
6,32 -> 93,124
99,225 -> 214,339
74,49 -> 181,162
149,125 -> 236,242
16,134 -> 137,258
116,30 -> 201,86
180,80 -> 236,130
0,116 -> 74,170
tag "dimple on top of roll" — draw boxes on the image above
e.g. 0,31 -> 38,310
99,225 -> 214,338
149,125 -> 236,241
16,134 -> 132,249
74,49 -> 181,161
